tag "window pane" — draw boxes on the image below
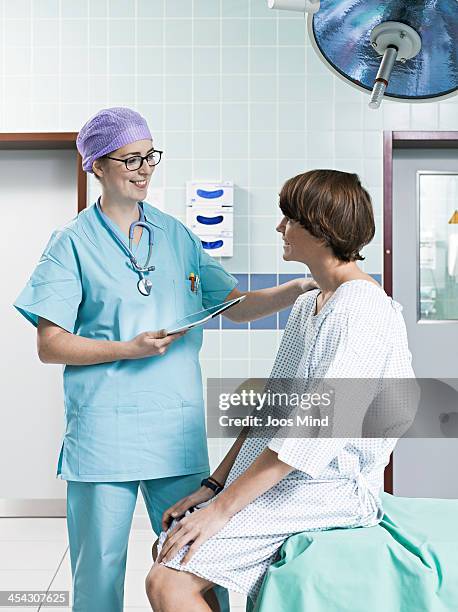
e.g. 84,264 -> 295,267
418,172 -> 458,321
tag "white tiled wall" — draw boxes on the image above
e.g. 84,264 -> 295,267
3,0 -> 456,277
2,0 -> 458,477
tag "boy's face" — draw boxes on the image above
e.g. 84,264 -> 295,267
276,215 -> 323,263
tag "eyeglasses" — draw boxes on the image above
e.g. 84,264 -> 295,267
105,149 -> 163,171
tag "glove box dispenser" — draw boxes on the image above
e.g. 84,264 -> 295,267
186,181 -> 234,257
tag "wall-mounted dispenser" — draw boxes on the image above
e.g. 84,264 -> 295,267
186,181 -> 233,257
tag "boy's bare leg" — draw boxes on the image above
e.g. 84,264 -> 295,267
150,540 -> 219,611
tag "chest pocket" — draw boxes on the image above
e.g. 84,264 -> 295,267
174,276 -> 204,321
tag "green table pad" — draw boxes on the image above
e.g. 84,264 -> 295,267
251,493 -> 458,612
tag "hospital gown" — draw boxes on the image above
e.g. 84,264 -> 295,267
157,279 -> 416,602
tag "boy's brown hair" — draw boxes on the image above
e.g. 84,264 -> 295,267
279,169 -> 375,262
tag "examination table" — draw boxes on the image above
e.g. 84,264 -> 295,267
251,493 -> 458,611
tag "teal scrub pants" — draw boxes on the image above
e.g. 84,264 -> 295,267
67,473 -> 230,612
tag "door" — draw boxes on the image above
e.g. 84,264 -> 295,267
0,149 -> 77,516
392,147 -> 458,498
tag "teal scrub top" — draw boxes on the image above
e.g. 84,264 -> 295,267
14,201 -> 237,482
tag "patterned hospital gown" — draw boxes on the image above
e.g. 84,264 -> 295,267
157,280 -> 416,602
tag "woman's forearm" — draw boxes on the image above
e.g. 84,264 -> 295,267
210,426 -> 249,486
38,326 -> 131,366
227,278 -> 314,323
213,448 -> 293,517
37,317 -> 183,365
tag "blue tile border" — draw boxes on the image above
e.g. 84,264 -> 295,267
250,273 -> 277,290
372,274 -> 382,285
203,315 -> 220,330
249,273 -> 278,329
205,273 -> 383,331
222,317 -> 248,329
251,312 -> 278,330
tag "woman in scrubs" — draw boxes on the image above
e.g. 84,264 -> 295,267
14,107 -> 317,612
147,170 -> 416,611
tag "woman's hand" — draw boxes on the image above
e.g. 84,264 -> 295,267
158,502 -> 231,565
125,329 -> 186,359
298,277 -> 319,293
161,486 -> 215,531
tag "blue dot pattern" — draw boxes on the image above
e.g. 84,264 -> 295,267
157,280 -> 416,603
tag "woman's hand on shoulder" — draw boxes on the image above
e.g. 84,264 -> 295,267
124,329 -> 186,359
298,277 -> 319,293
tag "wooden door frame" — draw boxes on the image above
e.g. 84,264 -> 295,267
0,132 -> 86,516
383,130 -> 458,493
0,132 -> 87,212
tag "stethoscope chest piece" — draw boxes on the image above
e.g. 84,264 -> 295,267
138,277 -> 153,296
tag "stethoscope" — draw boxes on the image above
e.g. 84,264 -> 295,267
96,197 -> 155,296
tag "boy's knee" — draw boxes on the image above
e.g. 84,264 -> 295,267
145,564 -> 164,607
146,564 -> 205,609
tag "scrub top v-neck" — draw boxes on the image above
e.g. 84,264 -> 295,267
14,201 -> 238,482
96,199 -> 145,252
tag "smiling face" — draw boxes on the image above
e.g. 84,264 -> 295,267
93,139 -> 155,203
276,215 -> 324,264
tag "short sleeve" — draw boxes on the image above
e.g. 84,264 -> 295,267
13,230 -> 82,333
197,241 -> 238,308
267,311 -> 387,478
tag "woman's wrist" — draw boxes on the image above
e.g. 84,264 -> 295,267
209,471 -> 227,487
117,341 -> 134,360
208,475 -> 224,489
201,477 -> 223,496
197,485 -> 216,499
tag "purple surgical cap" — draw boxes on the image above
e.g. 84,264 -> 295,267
76,107 -> 152,173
